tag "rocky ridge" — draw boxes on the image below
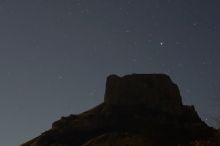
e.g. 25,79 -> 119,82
21,74 -> 219,146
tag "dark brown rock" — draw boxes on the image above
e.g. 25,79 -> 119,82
21,74 -> 217,146
104,74 -> 182,112
82,133 -> 154,146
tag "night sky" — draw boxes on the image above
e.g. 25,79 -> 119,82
0,0 -> 220,146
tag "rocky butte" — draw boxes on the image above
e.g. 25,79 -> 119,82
21,74 -> 220,146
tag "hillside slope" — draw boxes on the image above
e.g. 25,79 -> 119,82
21,74 -> 219,146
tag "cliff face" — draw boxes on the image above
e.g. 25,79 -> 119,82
104,74 -> 182,111
21,74 -> 218,146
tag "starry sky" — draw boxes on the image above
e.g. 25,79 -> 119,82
0,0 -> 220,146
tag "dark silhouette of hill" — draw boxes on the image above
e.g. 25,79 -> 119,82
21,74 -> 220,146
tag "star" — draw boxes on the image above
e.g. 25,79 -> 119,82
160,42 -> 164,46
58,75 -> 64,80
193,23 -> 198,27
131,58 -> 137,62
67,11 -> 73,16
177,63 -> 183,67
125,29 -> 131,33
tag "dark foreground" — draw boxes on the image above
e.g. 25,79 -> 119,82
21,74 -> 220,146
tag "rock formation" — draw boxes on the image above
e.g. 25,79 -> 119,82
104,74 -> 182,111
21,74 -> 219,146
